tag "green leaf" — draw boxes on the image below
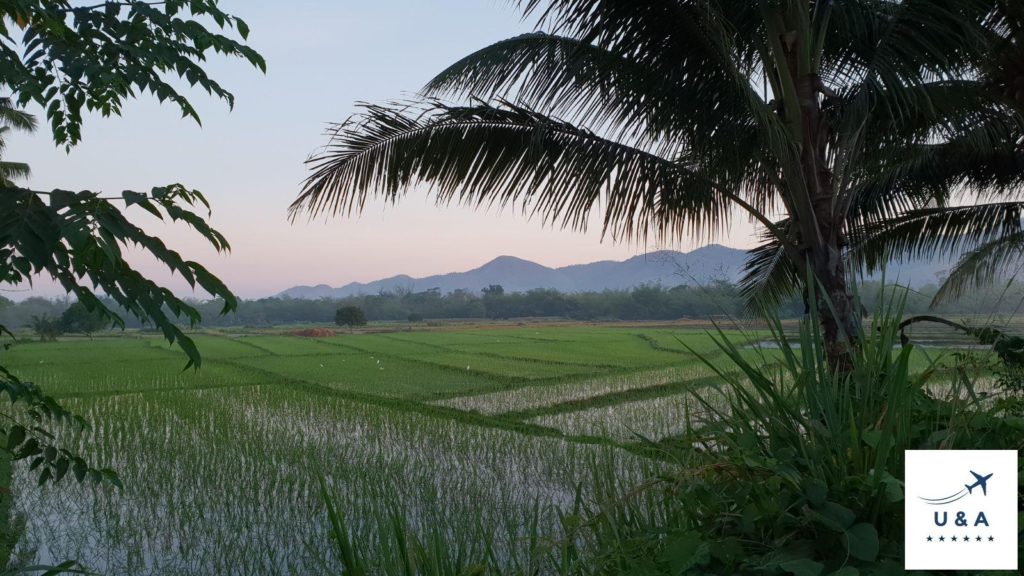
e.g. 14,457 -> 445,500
878,472 -> 904,503
843,523 -> 880,562
6,424 -> 25,450
709,538 -> 745,565
659,531 -> 710,573
803,478 -> 828,506
807,501 -> 856,532
780,558 -> 824,576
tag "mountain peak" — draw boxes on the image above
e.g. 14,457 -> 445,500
279,247 -> 750,299
276,246 -> 945,299
480,255 -> 551,270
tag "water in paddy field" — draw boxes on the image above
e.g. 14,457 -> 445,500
5,385 -> 653,575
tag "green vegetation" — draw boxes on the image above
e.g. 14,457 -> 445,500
58,302 -> 110,337
0,322 -> 986,574
7,280 -> 1024,329
335,306 -> 368,329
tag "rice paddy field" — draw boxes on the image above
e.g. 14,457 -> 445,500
0,324 -> 963,575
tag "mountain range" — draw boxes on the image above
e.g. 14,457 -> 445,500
279,244 -> 951,299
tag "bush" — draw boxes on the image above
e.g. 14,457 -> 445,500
334,306 -> 367,328
60,302 -> 110,336
27,314 -> 62,342
573,290 -> 1024,574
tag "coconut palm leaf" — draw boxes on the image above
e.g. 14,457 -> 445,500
932,232 -> 1024,304
0,98 -> 36,186
292,100 -> 728,242
0,96 -> 37,133
855,202 -> 1024,270
423,32 -> 714,144
0,160 -> 32,184
740,228 -> 804,311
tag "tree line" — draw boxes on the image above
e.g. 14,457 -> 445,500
6,279 -> 1024,334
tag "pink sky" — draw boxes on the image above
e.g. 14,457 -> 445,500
6,0 -> 757,300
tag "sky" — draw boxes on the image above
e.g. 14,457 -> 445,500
7,0 -> 756,300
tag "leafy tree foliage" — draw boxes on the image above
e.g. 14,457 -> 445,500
0,0 -> 265,146
1,184 -> 236,366
334,306 -> 367,328
292,0 -> 1024,367
482,284 -> 504,297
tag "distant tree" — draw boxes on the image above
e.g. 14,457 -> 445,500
335,306 -> 367,329
407,313 -> 424,323
27,314 -> 62,342
482,284 -> 504,297
60,302 -> 109,337
0,294 -> 11,310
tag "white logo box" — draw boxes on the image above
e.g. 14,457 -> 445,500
905,450 -> 1018,571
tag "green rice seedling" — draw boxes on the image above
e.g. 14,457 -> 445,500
3,348 -> 274,398
434,363 -> 716,416
326,334 -> 448,356
227,335 -> 356,356
174,335 -> 273,359
442,338 -> 679,369
412,352 -> 603,380
9,322 -> 977,576
3,337 -> 172,368
529,388 -> 724,442
233,353 -> 508,398
8,384 -> 655,575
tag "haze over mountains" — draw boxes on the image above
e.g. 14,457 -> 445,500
279,245 -> 950,299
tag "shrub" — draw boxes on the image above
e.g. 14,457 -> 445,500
334,306 -> 367,328
574,291 -> 1024,574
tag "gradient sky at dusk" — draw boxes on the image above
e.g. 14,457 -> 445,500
8,0 -> 756,300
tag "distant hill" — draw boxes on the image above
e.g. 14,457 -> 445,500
279,244 -> 953,300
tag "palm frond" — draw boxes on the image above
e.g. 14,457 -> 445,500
854,202 -> 1024,273
827,0 -> 1003,180
0,160 -> 32,184
423,32 -> 702,144
291,100 -> 727,242
740,231 -> 803,311
847,80 -> 1016,147
827,0 -> 995,101
0,97 -> 37,133
934,231 -> 1024,304
507,0 -> 796,181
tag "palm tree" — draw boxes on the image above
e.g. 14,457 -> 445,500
0,96 -> 37,186
290,1 -> 1024,367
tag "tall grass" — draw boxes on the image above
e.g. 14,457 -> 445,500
604,288 -> 1024,573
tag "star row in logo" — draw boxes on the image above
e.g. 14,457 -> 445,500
926,535 -> 996,542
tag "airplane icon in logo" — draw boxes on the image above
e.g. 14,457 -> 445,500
965,471 -> 993,496
919,470 -> 994,504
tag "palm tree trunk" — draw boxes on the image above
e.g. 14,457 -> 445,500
813,248 -> 860,370
796,63 -> 859,370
